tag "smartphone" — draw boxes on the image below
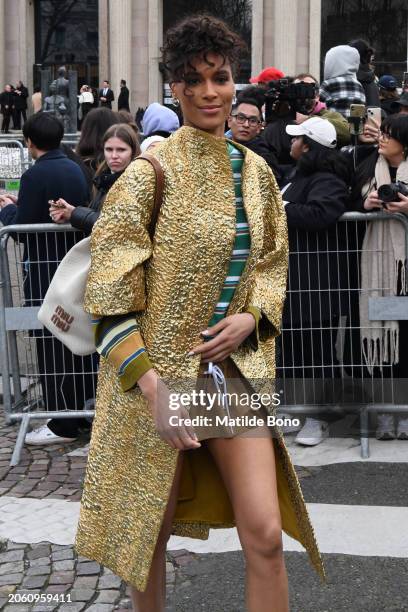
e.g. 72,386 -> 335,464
349,104 -> 366,135
366,106 -> 381,127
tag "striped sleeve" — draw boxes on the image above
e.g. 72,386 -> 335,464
93,314 -> 153,392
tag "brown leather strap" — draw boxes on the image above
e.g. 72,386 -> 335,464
138,153 -> 165,239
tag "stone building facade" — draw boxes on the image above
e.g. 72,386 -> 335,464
0,1 -> 406,113
0,0 -> 322,112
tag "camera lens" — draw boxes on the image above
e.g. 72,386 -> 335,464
378,184 -> 397,203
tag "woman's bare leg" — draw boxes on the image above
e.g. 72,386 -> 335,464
206,433 -> 289,612
130,452 -> 183,612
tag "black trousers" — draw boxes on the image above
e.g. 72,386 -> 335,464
1,111 -> 11,132
13,109 -> 27,130
34,329 -> 98,437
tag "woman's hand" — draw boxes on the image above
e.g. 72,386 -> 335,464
138,369 -> 201,451
382,192 -> 408,214
189,313 -> 256,363
359,119 -> 380,144
0,194 -> 17,208
364,190 -> 383,211
49,198 -> 75,223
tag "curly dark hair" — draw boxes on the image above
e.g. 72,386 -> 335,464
162,14 -> 247,82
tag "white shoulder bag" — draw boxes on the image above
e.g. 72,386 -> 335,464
37,154 -> 165,355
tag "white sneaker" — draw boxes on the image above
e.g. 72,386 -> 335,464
25,423 -> 78,446
295,418 -> 329,446
376,414 -> 395,441
397,417 -> 408,440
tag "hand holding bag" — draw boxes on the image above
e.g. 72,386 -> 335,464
37,154 -> 165,355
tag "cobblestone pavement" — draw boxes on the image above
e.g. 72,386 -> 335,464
4,414 -> 405,610
0,415 -> 191,611
0,539 -> 189,611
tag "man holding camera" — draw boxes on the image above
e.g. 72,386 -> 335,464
260,74 -> 350,171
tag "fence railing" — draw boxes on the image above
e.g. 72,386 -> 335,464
0,140 -> 32,195
0,224 -> 97,465
1,214 -> 408,464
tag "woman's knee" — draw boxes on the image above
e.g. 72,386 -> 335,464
240,519 -> 284,562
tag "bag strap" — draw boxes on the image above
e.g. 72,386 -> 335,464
138,153 -> 165,239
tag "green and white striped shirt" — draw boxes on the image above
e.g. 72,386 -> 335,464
208,142 -> 250,326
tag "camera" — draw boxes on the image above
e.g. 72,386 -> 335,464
264,79 -> 317,123
378,181 -> 408,203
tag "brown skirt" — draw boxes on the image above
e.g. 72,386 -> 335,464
188,358 -> 272,441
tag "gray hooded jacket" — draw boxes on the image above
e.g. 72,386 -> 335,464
324,45 -> 360,80
320,45 -> 366,117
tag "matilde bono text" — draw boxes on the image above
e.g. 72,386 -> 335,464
168,415 -> 300,428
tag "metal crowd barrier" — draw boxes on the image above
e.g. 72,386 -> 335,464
0,224 -> 97,465
278,211 -> 408,458
0,140 -> 32,195
1,215 -> 408,464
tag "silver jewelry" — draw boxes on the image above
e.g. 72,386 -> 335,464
172,97 -> 180,107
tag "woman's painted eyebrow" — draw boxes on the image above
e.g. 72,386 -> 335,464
183,68 -> 230,78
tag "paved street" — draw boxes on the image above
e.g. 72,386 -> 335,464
0,412 -> 407,611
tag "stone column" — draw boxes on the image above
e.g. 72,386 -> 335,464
131,0 -> 149,109
309,0 -> 322,80
23,0 -> 35,95
98,0 -> 109,87
109,0 -> 132,110
147,0 -> 163,104
0,0 -> 4,89
251,0 -> 264,77
272,0 -> 298,75
3,0 -> 33,90
263,0 -> 274,68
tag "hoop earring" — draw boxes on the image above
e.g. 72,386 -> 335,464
172,97 -> 180,107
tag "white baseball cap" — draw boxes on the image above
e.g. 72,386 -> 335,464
286,117 -> 337,148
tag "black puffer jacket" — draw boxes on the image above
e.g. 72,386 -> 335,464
70,170 -> 122,235
281,164 -> 349,325
356,64 -> 380,107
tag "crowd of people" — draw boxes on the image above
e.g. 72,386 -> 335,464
0,77 -> 131,133
0,36 -> 408,449
0,81 -> 29,132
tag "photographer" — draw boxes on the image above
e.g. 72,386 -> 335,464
262,75 -> 349,170
294,74 -> 350,147
351,114 -> 408,440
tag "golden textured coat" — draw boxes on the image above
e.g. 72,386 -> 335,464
75,127 -> 324,588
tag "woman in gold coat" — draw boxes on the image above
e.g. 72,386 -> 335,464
75,14 -> 323,612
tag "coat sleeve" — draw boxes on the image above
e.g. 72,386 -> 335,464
70,206 -> 100,236
0,172 -> 44,225
245,167 -> 289,339
84,159 -> 156,316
